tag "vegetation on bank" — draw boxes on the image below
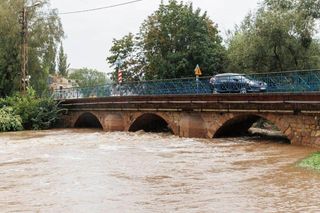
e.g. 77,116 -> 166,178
107,0 -> 320,81
1,0 -> 320,99
107,0 -> 225,81
226,0 -> 320,73
69,68 -> 109,88
298,152 -> 320,171
0,0 -> 64,97
0,107 -> 23,132
0,88 -> 64,132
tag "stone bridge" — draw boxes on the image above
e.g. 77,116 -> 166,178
59,93 -> 320,148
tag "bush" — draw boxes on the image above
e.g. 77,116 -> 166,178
30,97 -> 64,130
2,88 -> 65,131
0,107 -> 23,132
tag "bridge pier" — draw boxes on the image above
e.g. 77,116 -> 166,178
103,113 -> 124,132
178,113 -> 207,138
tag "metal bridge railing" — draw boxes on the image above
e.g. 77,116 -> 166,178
53,69 -> 320,100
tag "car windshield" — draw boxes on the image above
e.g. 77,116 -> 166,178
232,75 -> 243,80
215,74 -> 254,82
228,75 -> 247,82
244,75 -> 254,80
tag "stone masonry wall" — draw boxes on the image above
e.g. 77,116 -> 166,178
61,110 -> 320,148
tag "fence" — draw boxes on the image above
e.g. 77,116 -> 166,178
53,69 -> 320,100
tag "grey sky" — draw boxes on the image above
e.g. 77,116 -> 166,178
50,0 -> 260,73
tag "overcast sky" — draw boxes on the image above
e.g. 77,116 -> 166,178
50,0 -> 260,73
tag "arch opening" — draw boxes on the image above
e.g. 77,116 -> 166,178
74,112 -> 103,129
129,113 -> 172,133
214,115 -> 290,143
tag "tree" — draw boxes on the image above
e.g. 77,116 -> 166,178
43,42 -> 57,75
141,0 -> 225,79
226,0 -> 320,73
0,0 -> 23,96
57,43 -> 69,77
107,0 -> 225,81
107,33 -> 145,82
68,68 -> 108,88
0,0 -> 64,97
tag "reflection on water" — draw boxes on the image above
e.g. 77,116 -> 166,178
0,129 -> 319,212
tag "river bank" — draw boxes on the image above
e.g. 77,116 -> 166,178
249,127 -> 320,171
298,152 -> 320,171
0,88 -> 62,131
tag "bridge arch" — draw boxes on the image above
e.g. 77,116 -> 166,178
128,113 -> 174,133
74,112 -> 103,129
213,113 -> 291,143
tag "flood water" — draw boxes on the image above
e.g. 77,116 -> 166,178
0,129 -> 319,212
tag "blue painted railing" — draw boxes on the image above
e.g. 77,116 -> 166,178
53,70 -> 320,100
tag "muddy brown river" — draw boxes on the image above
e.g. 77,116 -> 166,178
0,129 -> 319,212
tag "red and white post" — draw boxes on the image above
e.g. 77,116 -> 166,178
118,69 -> 123,84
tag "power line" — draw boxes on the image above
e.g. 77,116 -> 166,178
59,0 -> 143,15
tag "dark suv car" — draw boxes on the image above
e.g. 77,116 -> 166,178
210,73 -> 267,93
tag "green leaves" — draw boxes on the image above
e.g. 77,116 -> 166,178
107,0 -> 225,81
298,152 -> 320,171
107,33 -> 144,82
0,107 -> 23,132
141,0 -> 225,79
0,87 -> 64,131
226,0 -> 320,73
69,68 -> 108,88
30,98 -> 65,130
0,0 -> 64,97
58,43 -> 69,77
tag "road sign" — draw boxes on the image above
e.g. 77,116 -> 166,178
194,64 -> 202,76
118,69 -> 123,84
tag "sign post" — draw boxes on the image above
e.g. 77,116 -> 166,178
194,64 -> 202,93
118,69 -> 123,84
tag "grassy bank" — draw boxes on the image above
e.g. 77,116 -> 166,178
298,152 -> 320,171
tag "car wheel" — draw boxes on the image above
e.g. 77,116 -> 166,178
240,88 -> 247,94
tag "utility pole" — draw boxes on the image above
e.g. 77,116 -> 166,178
20,3 -> 28,93
19,1 -> 40,93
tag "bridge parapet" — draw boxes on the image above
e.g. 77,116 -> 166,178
54,70 -> 320,100
61,93 -> 320,114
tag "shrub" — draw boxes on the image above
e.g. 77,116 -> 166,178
2,88 -> 65,130
30,97 -> 64,130
0,107 -> 23,132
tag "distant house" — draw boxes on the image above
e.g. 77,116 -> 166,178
47,75 -> 77,91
